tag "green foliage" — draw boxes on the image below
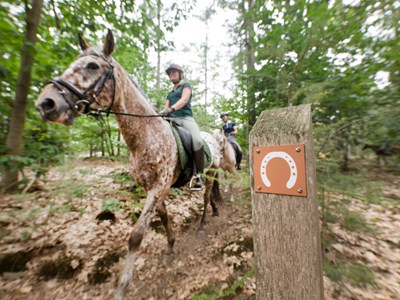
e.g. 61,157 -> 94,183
323,258 -> 375,287
47,178 -> 88,201
1,0 -> 194,183
20,231 -> 32,241
112,171 -> 136,186
192,268 -> 254,300
69,184 -> 86,199
320,231 -> 334,252
341,209 -> 373,234
323,258 -> 346,283
168,187 -> 188,197
0,155 -> 35,173
346,262 -> 375,287
219,0 -> 399,171
101,199 -> 121,213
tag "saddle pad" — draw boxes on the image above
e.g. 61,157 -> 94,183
171,126 -> 212,170
171,126 -> 189,169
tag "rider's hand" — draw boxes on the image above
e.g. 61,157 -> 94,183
160,107 -> 175,116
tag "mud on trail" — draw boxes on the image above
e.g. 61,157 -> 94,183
1,158 -> 399,299
0,158 -> 255,300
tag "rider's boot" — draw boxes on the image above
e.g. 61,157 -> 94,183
236,149 -> 243,170
190,147 -> 205,191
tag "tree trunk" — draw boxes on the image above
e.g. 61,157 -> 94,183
244,0 -> 256,129
1,0 -> 44,193
204,32 -> 208,107
117,130 -> 121,156
155,0 -> 163,108
249,105 -> 324,299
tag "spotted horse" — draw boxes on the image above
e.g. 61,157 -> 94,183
35,30 -> 225,300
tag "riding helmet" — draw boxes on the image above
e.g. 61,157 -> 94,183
165,63 -> 183,74
220,112 -> 228,118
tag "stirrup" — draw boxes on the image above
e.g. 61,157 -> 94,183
189,175 -> 203,191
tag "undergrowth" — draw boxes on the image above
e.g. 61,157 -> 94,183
318,160 -> 384,289
192,268 -> 254,300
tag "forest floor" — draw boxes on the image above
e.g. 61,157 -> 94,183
0,157 -> 399,299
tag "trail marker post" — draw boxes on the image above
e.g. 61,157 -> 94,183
249,104 -> 324,299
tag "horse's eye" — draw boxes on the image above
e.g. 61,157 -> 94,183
86,62 -> 99,70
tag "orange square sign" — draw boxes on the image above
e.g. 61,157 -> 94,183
253,144 -> 307,197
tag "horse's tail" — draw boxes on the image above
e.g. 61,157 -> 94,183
212,172 -> 224,206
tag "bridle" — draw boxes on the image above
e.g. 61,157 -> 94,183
48,54 -> 116,115
47,54 -> 167,118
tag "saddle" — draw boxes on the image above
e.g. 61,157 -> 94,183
168,121 -> 211,188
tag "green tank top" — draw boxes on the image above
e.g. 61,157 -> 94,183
167,82 -> 193,117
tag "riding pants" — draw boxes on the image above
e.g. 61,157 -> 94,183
170,116 -> 203,151
170,116 -> 204,175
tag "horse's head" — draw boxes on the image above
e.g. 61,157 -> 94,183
35,30 -> 116,125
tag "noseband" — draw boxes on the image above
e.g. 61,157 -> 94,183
48,55 -> 116,115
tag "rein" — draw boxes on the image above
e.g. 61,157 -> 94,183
48,54 -> 198,119
88,108 -> 162,118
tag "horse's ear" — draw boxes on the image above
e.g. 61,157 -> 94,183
103,29 -> 115,57
78,33 -> 90,51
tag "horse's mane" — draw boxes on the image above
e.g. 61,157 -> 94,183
127,74 -> 159,113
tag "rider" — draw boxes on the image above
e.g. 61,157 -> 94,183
220,112 -> 243,170
160,63 -> 204,191
379,136 -> 391,155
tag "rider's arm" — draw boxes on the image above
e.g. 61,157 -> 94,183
233,125 -> 238,136
171,86 -> 191,111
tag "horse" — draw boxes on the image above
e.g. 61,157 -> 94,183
35,30 -> 224,300
212,129 -> 236,200
362,144 -> 400,156
362,144 -> 400,166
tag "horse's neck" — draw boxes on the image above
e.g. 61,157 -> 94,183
112,64 -> 170,150
370,145 -> 380,151
365,144 -> 377,150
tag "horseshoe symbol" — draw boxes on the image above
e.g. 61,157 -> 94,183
260,151 -> 297,189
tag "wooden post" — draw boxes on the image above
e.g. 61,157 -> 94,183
249,104 -> 324,299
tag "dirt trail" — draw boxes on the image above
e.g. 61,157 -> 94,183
0,158 -> 399,299
0,158 -> 254,300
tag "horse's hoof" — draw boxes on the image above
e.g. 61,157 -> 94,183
212,211 -> 219,217
197,230 -> 206,239
160,252 -> 174,264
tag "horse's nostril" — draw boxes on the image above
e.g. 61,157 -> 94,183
41,98 -> 56,112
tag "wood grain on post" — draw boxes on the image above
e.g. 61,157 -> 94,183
249,104 -> 324,300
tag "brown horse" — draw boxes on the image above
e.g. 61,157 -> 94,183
362,144 -> 400,156
35,30 -> 225,300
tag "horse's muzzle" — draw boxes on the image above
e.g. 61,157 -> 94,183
36,89 -> 75,125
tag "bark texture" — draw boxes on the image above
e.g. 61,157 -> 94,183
1,0 -> 44,192
249,104 -> 324,300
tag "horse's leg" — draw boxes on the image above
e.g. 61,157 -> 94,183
198,178 -> 213,236
229,172 -> 236,202
229,181 -> 235,202
223,172 -> 229,193
156,200 -> 175,262
210,172 -> 222,217
115,191 -> 161,300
